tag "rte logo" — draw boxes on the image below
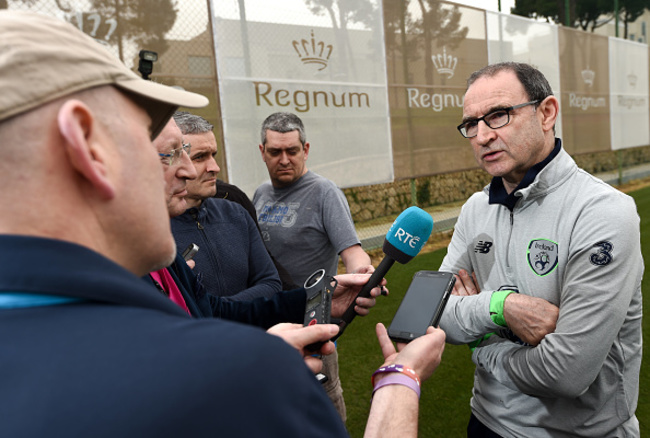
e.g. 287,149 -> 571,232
394,228 -> 421,249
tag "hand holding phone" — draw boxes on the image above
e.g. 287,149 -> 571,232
388,270 -> 454,343
265,323 -> 338,377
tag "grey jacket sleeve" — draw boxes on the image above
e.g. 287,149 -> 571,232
439,199 -> 502,344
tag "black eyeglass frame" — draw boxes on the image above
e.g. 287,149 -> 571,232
456,100 -> 540,138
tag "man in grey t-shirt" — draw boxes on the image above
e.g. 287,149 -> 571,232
254,170 -> 361,284
253,112 -> 372,422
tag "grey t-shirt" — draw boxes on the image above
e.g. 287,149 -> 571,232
253,171 -> 361,285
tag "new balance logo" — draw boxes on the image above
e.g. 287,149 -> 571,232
474,241 -> 493,254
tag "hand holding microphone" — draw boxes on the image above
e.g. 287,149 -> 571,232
332,206 -> 434,340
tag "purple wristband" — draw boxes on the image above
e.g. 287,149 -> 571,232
372,373 -> 421,399
371,363 -> 421,387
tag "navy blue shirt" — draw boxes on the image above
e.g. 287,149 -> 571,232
489,138 -> 562,211
0,235 -> 347,437
171,198 -> 282,301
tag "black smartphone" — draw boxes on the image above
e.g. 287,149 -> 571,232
182,243 -> 199,261
388,270 -> 455,343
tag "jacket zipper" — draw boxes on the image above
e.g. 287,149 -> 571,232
506,210 -> 514,269
191,211 -> 223,294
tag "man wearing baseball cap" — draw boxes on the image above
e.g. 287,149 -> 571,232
0,10 -> 446,437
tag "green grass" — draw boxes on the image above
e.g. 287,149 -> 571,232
339,185 -> 650,437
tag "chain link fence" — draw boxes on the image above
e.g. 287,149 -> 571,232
4,1 -> 650,251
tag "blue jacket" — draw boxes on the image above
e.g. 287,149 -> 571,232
0,235 -> 347,437
171,198 -> 282,301
144,252 -> 306,328
215,179 -> 299,290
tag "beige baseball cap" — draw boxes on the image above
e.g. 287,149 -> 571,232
0,10 -> 209,138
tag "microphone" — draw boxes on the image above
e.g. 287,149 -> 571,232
332,206 -> 434,341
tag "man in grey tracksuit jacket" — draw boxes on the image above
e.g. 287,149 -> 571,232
441,62 -> 642,437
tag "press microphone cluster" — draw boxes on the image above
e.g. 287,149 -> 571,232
332,206 -> 434,340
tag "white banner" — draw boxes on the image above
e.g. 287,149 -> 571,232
210,0 -> 393,196
486,11 -> 562,139
608,38 -> 650,150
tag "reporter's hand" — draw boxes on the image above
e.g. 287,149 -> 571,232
353,264 -> 375,275
452,269 -> 479,296
185,259 -> 196,270
330,273 -> 386,318
267,323 -> 339,373
375,322 -> 445,383
503,294 -> 559,346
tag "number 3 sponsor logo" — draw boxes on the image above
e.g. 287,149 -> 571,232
590,241 -> 613,266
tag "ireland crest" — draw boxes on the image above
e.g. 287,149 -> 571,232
527,239 -> 559,276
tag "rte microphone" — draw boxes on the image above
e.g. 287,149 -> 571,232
332,206 -> 434,341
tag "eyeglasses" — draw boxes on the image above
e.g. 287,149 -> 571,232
457,100 -> 540,138
159,142 -> 191,166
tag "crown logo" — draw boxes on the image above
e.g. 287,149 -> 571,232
581,68 -> 595,87
292,30 -> 332,71
432,47 -> 457,79
628,73 -> 638,87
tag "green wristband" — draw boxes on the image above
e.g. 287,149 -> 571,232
489,290 -> 514,327
468,332 -> 494,352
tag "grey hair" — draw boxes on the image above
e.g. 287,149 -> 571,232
173,111 -> 214,135
466,62 -> 554,103
260,112 -> 306,147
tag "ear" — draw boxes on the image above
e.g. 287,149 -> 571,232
259,143 -> 266,162
57,100 -> 116,200
303,142 -> 310,160
538,96 -> 559,133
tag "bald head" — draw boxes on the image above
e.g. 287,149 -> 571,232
0,85 -> 178,275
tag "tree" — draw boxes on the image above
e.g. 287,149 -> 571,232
414,0 -> 468,84
83,0 -> 177,62
619,0 -> 649,38
383,0 -> 468,84
303,0 -> 379,79
512,0 -> 608,31
511,0 -> 567,24
512,0 -> 649,38
574,0 -> 613,31
4,0 -> 177,63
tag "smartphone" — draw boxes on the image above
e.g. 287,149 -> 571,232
182,243 -> 199,261
388,270 -> 455,343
